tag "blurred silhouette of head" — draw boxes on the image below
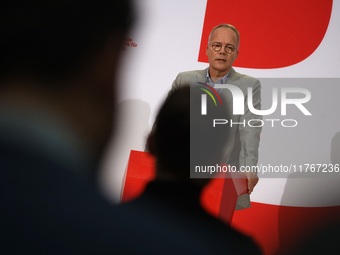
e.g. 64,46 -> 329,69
0,1 -> 134,83
148,85 -> 230,186
0,0 -> 135,162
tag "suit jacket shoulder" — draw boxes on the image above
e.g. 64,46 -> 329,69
228,68 -> 259,84
171,69 -> 207,91
172,68 -> 260,89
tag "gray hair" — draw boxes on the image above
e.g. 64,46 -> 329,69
208,24 -> 240,50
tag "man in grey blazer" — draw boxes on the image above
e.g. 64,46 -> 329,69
170,24 -> 262,209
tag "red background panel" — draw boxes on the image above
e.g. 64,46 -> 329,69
198,0 -> 333,68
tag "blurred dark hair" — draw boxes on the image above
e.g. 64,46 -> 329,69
0,0 -> 135,83
151,85 -> 230,179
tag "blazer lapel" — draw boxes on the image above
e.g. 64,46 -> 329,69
193,68 -> 208,85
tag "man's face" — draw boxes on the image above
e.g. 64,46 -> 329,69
206,27 -> 239,75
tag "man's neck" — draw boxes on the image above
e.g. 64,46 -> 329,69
208,67 -> 230,83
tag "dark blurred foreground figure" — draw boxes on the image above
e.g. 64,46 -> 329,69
119,86 -> 263,254
289,220 -> 340,255
0,1 -> 138,254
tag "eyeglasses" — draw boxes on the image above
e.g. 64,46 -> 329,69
211,42 -> 236,54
